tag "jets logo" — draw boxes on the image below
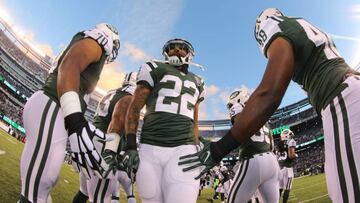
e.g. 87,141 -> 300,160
229,90 -> 240,100
105,24 -> 118,35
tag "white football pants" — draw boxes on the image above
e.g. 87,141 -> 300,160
20,91 -> 67,203
227,152 -> 280,203
321,75 -> 360,203
136,144 -> 200,203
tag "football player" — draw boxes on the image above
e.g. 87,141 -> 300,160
123,38 -> 205,203
220,88 -> 280,202
72,72 -> 137,203
277,129 -> 297,203
178,8 -> 360,203
20,23 -> 120,203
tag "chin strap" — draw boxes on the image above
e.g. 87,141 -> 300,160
152,58 -> 205,71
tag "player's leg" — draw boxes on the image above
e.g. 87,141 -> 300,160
227,158 -> 259,203
20,91 -> 67,203
117,170 -> 136,203
87,176 -> 117,203
322,76 -> 360,203
162,145 -> 200,203
278,167 -> 286,198
136,144 -> 163,203
282,167 -> 293,203
256,153 -> 279,203
111,180 -> 120,203
72,171 -> 89,203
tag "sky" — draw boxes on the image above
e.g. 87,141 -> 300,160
0,0 -> 359,120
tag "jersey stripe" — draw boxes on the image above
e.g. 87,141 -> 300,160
24,99 -> 52,199
146,62 -> 156,70
100,179 -> 110,202
228,159 -> 249,203
33,104 -> 60,201
339,94 -> 360,202
94,179 -> 102,203
330,101 -> 349,203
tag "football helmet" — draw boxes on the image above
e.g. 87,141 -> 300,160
96,23 -> 120,63
227,88 -> 250,113
254,8 -> 283,40
122,71 -> 137,87
162,38 -> 195,66
280,129 -> 294,141
227,88 -> 250,124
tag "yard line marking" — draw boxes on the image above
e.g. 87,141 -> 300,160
298,194 -> 329,203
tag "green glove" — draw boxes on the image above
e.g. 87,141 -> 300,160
178,140 -> 219,180
120,149 -> 139,182
101,149 -> 118,177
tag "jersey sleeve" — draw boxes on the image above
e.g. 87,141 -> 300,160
137,61 -> 158,89
256,16 -> 293,58
83,28 -> 113,57
196,76 -> 205,102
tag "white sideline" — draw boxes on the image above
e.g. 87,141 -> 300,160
298,194 -> 328,203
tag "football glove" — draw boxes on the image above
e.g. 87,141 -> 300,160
101,149 -> 118,177
178,140 -> 219,180
119,149 -> 139,183
119,133 -> 139,182
65,112 -> 112,179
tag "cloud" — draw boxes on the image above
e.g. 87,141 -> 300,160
351,4 -> 360,13
350,4 -> 360,20
113,0 -> 184,55
37,43 -> 55,57
120,42 -> 151,62
329,33 -> 360,41
206,85 -> 219,97
96,61 -> 126,91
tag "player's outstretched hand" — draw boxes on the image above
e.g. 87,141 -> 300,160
119,149 -> 139,183
102,149 -> 118,177
65,112 -> 113,179
178,140 -> 219,180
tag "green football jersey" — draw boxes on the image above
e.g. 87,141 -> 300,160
277,138 -> 296,168
137,61 -> 205,147
239,125 -> 271,159
256,16 -> 350,113
92,85 -> 135,132
42,28 -> 111,112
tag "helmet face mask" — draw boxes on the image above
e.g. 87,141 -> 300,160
280,129 -> 294,141
162,38 -> 195,66
96,23 -> 120,63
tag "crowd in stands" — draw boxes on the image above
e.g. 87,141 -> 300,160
295,143 -> 325,176
0,30 -> 48,81
0,90 -> 24,126
0,65 -> 32,97
269,107 -> 318,128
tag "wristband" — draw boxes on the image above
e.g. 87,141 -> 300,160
59,91 -> 82,117
126,133 -> 137,150
210,130 -> 240,162
104,133 -> 121,152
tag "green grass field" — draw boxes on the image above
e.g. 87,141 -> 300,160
0,129 -> 330,203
